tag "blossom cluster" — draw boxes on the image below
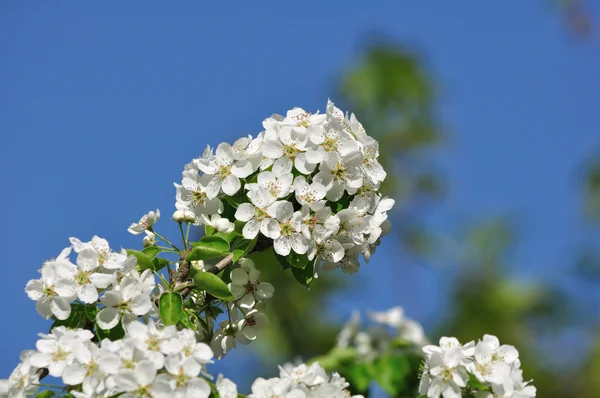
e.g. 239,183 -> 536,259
174,100 -> 394,274
211,258 -> 274,358
25,236 -> 156,329
246,362 -> 363,398
337,306 -> 428,360
419,335 -> 536,398
0,320 -> 215,398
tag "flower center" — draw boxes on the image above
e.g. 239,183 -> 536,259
283,144 -> 300,159
244,281 -> 257,294
75,270 -> 91,285
322,136 -> 339,152
191,190 -> 207,206
51,347 -> 70,362
331,163 -> 346,181
217,165 -> 232,179
146,336 -> 162,351
280,222 -> 293,236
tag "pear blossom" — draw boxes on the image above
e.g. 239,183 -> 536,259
0,351 -> 39,398
314,151 -> 364,201
270,202 -> 308,256
142,231 -> 156,247
195,143 -> 255,197
96,277 -> 153,330
25,250 -> 77,320
163,354 -> 211,398
201,213 -> 234,233
245,163 -> 294,200
236,309 -> 268,343
216,374 -> 238,398
293,176 -> 327,211
128,209 -> 160,235
228,259 -> 274,309
234,190 -> 280,240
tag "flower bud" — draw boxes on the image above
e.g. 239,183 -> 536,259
142,231 -> 156,247
172,210 -> 196,223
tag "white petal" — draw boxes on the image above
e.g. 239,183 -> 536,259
222,175 -> 241,196
78,283 -> 98,304
51,297 -> 72,320
96,307 -> 120,330
62,363 -> 86,385
242,219 -> 260,239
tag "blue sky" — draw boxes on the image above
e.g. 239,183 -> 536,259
1,1 -> 599,393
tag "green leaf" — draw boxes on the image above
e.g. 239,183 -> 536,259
95,321 -> 125,342
126,249 -> 154,271
373,354 -> 409,395
187,237 -> 230,261
347,361 -> 373,393
142,246 -> 161,259
159,293 -> 183,326
193,272 -> 235,301
35,391 -> 56,398
232,237 -> 258,263
291,261 -> 314,288
274,251 -> 290,270
286,252 -> 308,268
224,190 -> 248,209
84,305 -> 98,321
200,235 -> 231,249
205,225 -> 216,236
178,310 -> 197,331
51,303 -> 88,331
152,257 -> 170,272
468,374 -> 491,391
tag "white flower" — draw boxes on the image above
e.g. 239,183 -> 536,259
234,190 -> 280,240
196,143 -> 255,197
128,209 -> 160,235
368,307 -> 405,329
245,163 -> 294,200
201,214 -> 234,233
142,231 -> 156,247
96,277 -> 153,330
314,151 -> 364,201
228,259 -> 274,309
25,251 -> 77,320
249,377 -> 293,398
357,135 -> 386,184
112,360 -> 168,397
176,168 -> 224,219
163,354 -> 211,398
210,321 -> 237,359
177,329 -> 214,366
261,117 -> 315,175
236,309 -> 268,343
62,342 -> 105,393
419,351 -> 469,398
72,248 -> 113,304
270,202 -> 308,256
125,320 -> 182,370
216,374 -> 238,398
293,176 -> 327,211
0,351 -> 39,398
29,327 -> 93,378
468,335 -> 518,386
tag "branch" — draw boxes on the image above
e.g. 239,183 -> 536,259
174,253 -> 235,300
